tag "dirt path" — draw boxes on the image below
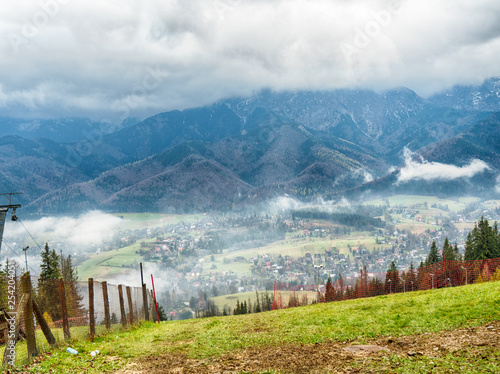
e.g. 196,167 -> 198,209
116,321 -> 500,373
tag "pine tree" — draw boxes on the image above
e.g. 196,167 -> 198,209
255,291 -> 261,313
325,276 -> 335,302
37,243 -> 62,321
60,254 -> 85,317
426,240 -> 441,265
234,299 -> 241,315
464,231 -> 476,261
385,261 -> 399,293
465,217 -> 499,260
453,243 -> 462,261
442,237 -> 455,261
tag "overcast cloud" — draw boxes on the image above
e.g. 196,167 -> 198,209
1,0 -> 499,121
397,148 -> 491,183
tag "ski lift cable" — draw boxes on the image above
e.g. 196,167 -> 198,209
17,218 -> 43,251
1,240 -> 39,276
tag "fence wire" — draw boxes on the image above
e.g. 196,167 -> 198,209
1,277 -> 151,368
273,257 -> 500,309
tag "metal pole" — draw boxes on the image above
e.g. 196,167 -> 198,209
151,274 -> 160,323
24,247 -> 28,272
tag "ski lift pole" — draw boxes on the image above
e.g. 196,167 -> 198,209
0,192 -> 22,259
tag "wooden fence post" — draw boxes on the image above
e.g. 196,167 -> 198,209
59,279 -> 70,340
142,283 -> 149,321
149,290 -> 158,322
31,299 -> 56,345
126,286 -> 134,325
3,273 -> 58,366
102,281 -> 111,330
118,285 -> 127,328
21,273 -> 38,359
88,278 -> 95,340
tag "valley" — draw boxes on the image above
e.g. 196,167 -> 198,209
72,194 -> 499,319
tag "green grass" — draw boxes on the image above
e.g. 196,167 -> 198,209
201,231 -> 389,276
363,195 -> 481,212
77,240 -> 152,280
8,281 -> 500,373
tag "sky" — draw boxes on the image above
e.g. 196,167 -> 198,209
1,0 -> 499,122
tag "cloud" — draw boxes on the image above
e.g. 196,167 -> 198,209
397,148 -> 490,183
0,0 -> 500,120
4,210 -> 124,250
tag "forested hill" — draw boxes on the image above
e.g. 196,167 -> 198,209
0,78 -> 499,212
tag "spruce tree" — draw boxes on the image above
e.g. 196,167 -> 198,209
465,217 -> 499,260
385,261 -> 399,293
37,243 -> 62,321
426,240 -> 441,265
60,254 -> 85,317
325,276 -> 334,302
255,291 -> 261,313
464,231 -> 476,260
442,237 -> 455,261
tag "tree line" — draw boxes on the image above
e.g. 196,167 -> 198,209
291,209 -> 385,229
0,243 -> 84,324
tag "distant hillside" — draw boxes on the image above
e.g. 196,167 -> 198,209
343,113 -> 500,199
27,123 -> 386,213
429,77 -> 500,112
3,77 -> 500,212
0,117 -> 124,143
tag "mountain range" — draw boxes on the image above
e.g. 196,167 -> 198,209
1,77 -> 500,213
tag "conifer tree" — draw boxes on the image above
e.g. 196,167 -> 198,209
60,253 -> 85,317
255,291 -> 261,313
385,261 -> 399,293
465,217 -> 499,260
425,240 -> 441,265
325,276 -> 335,302
408,261 -> 417,291
37,243 -> 62,321
442,237 -> 455,261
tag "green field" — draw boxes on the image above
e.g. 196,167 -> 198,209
10,280 -> 500,373
76,213 -> 202,280
201,231 -> 390,277
363,195 -> 480,212
77,240 -> 152,280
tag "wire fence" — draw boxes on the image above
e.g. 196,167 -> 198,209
272,257 -> 500,309
1,275 -> 156,368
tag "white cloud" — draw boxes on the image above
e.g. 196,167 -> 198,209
0,0 -> 499,120
4,210 -> 124,250
397,148 -> 490,183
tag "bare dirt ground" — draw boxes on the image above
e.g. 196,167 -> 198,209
115,321 -> 500,374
